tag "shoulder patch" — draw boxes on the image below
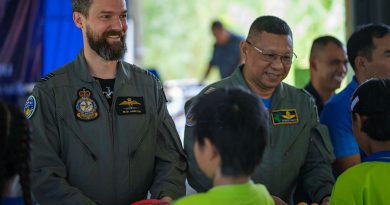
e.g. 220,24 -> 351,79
39,73 -> 55,82
185,108 -> 196,127
24,95 -> 36,119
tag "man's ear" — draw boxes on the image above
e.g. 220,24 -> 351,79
240,41 -> 248,61
355,56 -> 367,72
309,57 -> 317,71
73,12 -> 84,29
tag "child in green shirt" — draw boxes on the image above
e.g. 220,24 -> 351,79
175,88 -> 274,205
330,78 -> 390,204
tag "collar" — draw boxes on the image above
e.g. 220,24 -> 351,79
72,50 -> 129,85
304,82 -> 322,102
230,65 -> 285,102
364,151 -> 390,163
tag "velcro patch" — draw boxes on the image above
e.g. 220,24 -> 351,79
271,109 -> 299,125
116,97 -> 145,115
24,95 -> 36,119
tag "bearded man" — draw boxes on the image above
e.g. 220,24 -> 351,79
25,0 -> 186,204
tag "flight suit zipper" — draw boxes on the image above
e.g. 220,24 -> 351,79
93,79 -> 116,204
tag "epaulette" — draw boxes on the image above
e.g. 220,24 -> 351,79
39,73 -> 55,82
301,88 -> 313,98
204,87 -> 216,95
146,70 -> 161,84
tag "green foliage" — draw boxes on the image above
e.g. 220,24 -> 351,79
140,0 -> 346,86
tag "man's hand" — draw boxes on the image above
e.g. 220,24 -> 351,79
272,195 -> 287,205
160,196 -> 173,204
320,196 -> 330,205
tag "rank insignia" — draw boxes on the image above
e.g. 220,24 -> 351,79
271,109 -> 299,125
75,88 -> 99,121
116,97 -> 145,115
24,95 -> 36,119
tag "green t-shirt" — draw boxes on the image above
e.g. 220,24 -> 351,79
330,161 -> 390,205
175,181 -> 275,205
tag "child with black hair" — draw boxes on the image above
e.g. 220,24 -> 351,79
330,78 -> 390,204
0,102 -> 32,205
175,88 -> 274,205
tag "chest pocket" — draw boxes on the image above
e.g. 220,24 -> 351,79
115,112 -> 156,154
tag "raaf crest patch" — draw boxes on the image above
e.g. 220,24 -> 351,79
75,88 -> 99,121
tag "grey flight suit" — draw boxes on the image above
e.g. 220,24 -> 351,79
184,66 -> 335,203
28,51 -> 187,205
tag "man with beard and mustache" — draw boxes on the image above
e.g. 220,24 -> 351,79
25,0 -> 186,205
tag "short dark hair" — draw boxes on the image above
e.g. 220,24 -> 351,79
247,15 -> 293,43
211,20 -> 223,31
192,88 -> 269,177
0,102 -> 32,205
72,0 -> 93,16
310,35 -> 344,59
351,78 -> 390,141
347,24 -> 390,70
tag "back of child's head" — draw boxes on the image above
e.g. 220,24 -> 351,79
192,87 -> 269,177
351,78 -> 390,141
0,101 -> 31,205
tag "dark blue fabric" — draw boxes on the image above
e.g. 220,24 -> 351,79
364,151 -> 390,163
43,0 -> 83,76
304,82 -> 324,115
320,77 -> 359,158
209,33 -> 243,78
0,197 -> 24,205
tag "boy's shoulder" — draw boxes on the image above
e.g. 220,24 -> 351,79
174,193 -> 210,205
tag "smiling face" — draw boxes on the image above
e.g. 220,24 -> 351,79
75,0 -> 128,61
242,32 -> 293,95
363,35 -> 390,79
311,42 -> 348,92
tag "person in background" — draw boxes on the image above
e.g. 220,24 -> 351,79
304,35 -> 348,115
27,0 -> 186,204
321,23 -> 390,175
0,102 -> 31,205
185,15 -> 334,204
203,20 -> 243,81
175,88 -> 274,205
330,78 -> 390,204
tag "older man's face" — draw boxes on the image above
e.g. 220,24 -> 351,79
243,32 -> 294,92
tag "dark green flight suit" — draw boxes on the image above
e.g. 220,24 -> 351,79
28,51 -> 186,205
184,66 -> 335,203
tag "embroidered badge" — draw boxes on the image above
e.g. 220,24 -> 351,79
185,109 -> 195,127
24,95 -> 36,119
271,109 -> 299,125
102,86 -> 113,99
116,97 -> 145,115
75,88 -> 99,121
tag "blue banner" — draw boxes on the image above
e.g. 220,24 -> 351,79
0,0 -> 43,104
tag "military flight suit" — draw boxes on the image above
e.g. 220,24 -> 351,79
184,66 -> 335,203
28,51 -> 187,205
